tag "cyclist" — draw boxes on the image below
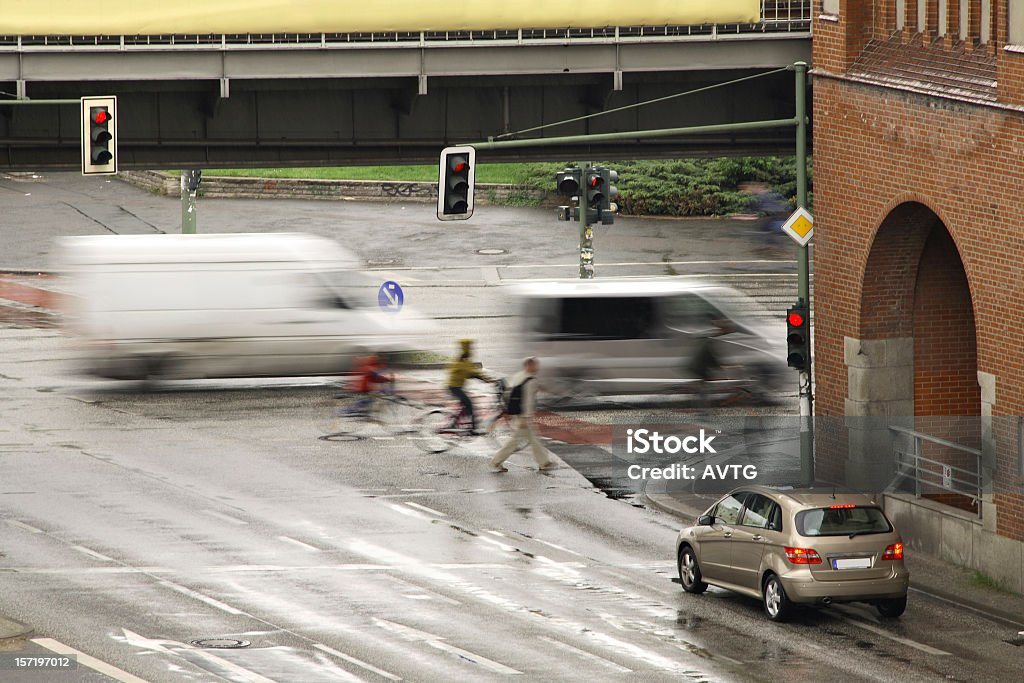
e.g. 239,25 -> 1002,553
345,353 -> 392,415
446,338 -> 496,434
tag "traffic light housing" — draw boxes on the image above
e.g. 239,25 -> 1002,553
786,302 -> 810,371
599,168 -> 619,225
555,167 -> 581,197
81,96 -> 117,176
437,145 -> 475,221
584,168 -> 604,224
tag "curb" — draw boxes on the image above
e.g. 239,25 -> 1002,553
643,491 -> 702,521
0,615 -> 33,642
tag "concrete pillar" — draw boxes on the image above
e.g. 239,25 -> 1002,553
978,370 -> 997,531
844,337 -> 915,491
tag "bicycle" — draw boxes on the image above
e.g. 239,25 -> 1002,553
411,379 -> 511,453
317,379 -> 417,441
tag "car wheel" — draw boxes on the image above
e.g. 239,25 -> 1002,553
876,596 -> 907,618
762,573 -> 793,622
677,546 -> 707,594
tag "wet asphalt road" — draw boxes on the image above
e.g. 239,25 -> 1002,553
1,331 -> 1023,682
0,174 -> 1022,681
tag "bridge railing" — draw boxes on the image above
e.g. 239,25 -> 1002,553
0,1 -> 809,49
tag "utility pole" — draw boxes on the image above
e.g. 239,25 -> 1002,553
794,61 -> 815,485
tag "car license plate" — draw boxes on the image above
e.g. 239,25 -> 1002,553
832,557 -> 872,570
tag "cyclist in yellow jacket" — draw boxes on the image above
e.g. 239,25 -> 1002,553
446,338 -> 495,434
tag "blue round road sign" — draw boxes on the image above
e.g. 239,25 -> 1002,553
378,281 -> 404,313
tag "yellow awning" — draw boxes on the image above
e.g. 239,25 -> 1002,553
2,1 -> 760,35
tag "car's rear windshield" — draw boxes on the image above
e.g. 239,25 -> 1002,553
795,506 -> 892,537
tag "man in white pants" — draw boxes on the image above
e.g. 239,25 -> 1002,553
490,357 -> 557,472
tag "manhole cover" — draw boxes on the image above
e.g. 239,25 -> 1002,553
318,433 -> 363,442
190,638 -> 250,649
475,248 -> 508,255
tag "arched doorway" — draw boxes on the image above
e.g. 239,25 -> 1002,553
854,202 -> 980,510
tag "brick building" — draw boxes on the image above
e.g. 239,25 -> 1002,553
812,0 -> 1024,588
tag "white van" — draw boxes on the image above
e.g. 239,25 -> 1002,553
508,279 -> 788,400
56,233 -> 431,380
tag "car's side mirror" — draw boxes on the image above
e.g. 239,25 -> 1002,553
697,515 -> 715,526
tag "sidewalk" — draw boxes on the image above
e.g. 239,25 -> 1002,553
645,486 -> 1024,629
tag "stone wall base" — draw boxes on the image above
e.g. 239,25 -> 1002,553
884,493 -> 1024,593
118,170 -> 549,206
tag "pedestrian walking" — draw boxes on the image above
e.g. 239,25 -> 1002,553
490,357 -> 557,472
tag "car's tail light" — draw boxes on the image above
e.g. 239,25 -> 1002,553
882,542 -> 904,560
784,546 -> 822,565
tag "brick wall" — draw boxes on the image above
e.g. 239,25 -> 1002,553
813,0 -> 1024,540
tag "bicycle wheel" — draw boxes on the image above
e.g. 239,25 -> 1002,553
317,395 -> 365,441
372,396 -> 418,435
411,409 -> 457,453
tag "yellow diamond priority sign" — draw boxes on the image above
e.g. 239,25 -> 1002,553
781,207 -> 814,246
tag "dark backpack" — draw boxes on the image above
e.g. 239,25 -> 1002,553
505,377 -> 533,415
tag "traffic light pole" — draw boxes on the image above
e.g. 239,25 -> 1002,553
180,169 -> 201,234
579,163 -> 595,279
794,62 -> 815,486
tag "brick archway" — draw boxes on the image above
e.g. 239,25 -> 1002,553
853,202 -> 980,508
857,201 -> 979,419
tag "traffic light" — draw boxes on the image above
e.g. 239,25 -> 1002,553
786,301 -> 810,371
556,167 -> 581,197
437,145 -> 475,221
584,168 -> 604,224
600,168 -> 619,225
81,96 -> 117,176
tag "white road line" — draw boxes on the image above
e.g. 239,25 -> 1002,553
404,502 -> 447,517
485,530 -> 506,537
277,535 -> 322,552
834,614 -> 951,656
387,503 -> 432,521
384,574 -> 463,606
32,637 -> 151,683
72,545 -> 114,562
6,519 -> 43,533
157,580 -> 244,615
201,509 -> 248,525
314,643 -> 403,681
520,536 -> 584,557
477,536 -> 518,552
375,619 -> 521,675
428,640 -> 523,675
400,488 -> 436,492
371,436 -> 397,440
537,636 -> 632,673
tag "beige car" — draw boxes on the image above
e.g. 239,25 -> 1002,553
675,486 -> 909,621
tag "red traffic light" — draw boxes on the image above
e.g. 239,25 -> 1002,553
787,312 -> 805,327
93,109 -> 111,125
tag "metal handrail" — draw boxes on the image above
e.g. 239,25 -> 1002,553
889,425 -> 982,515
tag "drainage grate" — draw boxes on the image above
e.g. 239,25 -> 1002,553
190,638 -> 251,649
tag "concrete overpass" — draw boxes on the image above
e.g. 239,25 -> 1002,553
0,4 -> 811,169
